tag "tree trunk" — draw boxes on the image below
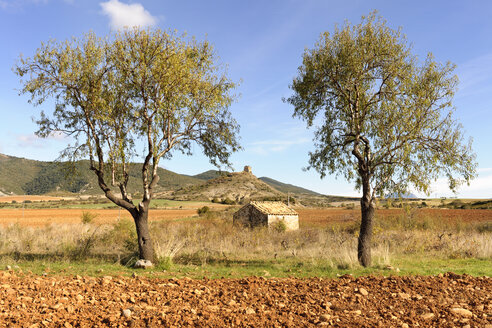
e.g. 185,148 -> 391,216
132,206 -> 155,262
358,176 -> 375,267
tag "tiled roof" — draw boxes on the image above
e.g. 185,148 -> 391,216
250,201 -> 298,215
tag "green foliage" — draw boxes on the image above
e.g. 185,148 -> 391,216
23,162 -> 89,195
15,29 -> 240,175
285,11 -> 476,197
273,220 -> 287,233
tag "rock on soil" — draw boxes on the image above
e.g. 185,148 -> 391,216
0,271 -> 490,327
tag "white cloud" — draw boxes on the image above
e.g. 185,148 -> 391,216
424,169 -> 492,199
17,134 -> 41,147
16,132 -> 66,147
100,0 -> 157,29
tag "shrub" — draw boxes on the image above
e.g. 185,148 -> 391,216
273,220 -> 287,233
81,211 -> 98,224
103,219 -> 138,255
197,206 -> 211,216
221,198 -> 236,205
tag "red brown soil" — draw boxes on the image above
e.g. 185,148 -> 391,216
0,209 -> 198,227
0,271 -> 490,327
297,208 -> 492,227
1,207 -> 490,227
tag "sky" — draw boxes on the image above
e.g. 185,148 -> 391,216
0,0 -> 491,198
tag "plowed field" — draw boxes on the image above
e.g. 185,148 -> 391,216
1,207 -> 491,227
297,208 -> 492,227
0,271 -> 490,327
0,209 -> 198,226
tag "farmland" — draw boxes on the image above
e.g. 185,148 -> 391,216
0,201 -> 490,327
0,204 -> 491,227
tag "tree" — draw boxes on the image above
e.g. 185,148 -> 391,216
15,29 -> 240,263
285,13 -> 476,267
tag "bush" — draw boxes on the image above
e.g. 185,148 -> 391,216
273,220 -> 287,233
81,211 -> 98,224
221,198 -> 236,205
103,219 -> 138,255
197,206 -> 211,216
345,203 -> 355,210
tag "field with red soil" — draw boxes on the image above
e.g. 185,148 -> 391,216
0,270 -> 490,327
0,207 -> 491,227
296,208 -> 492,227
0,208 -> 198,227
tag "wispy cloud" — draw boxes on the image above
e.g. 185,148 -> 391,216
16,132 -> 66,147
100,0 -> 157,29
17,134 -> 41,147
456,52 -> 492,98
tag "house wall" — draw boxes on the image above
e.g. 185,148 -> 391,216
233,204 -> 299,230
233,205 -> 268,227
267,215 -> 299,231
233,205 -> 251,226
250,208 -> 268,227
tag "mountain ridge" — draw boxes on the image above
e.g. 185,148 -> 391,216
0,153 -> 321,198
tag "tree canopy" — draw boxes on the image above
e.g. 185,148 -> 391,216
15,29 -> 241,261
286,13 -> 476,199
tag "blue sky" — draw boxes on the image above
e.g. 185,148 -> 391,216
0,0 -> 491,198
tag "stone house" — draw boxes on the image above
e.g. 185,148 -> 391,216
233,201 -> 299,231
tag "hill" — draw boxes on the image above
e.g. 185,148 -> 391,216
0,154 -> 202,196
258,177 -> 320,196
190,170 -> 230,181
0,154 -> 347,204
171,171 -> 285,202
189,169 -> 320,196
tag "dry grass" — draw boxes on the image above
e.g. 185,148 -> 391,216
0,206 -> 490,270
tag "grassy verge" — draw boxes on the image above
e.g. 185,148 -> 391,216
1,256 -> 490,279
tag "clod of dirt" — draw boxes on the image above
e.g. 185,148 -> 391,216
450,307 -> 473,317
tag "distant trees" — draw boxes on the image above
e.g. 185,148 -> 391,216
15,29 -> 240,263
285,12 -> 476,266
